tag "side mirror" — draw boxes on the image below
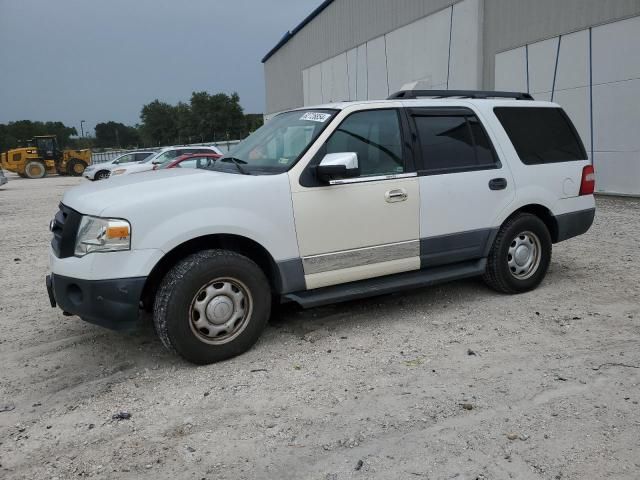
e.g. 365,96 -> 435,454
316,152 -> 359,182
112,160 -> 119,165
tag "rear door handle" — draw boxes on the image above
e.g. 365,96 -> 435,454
385,188 -> 408,203
489,178 -> 508,190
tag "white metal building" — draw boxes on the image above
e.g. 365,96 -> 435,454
262,0 -> 640,195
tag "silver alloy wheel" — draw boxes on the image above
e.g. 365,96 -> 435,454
189,277 -> 253,345
96,171 -> 110,180
507,230 -> 542,280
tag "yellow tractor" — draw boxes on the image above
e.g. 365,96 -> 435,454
0,135 -> 91,179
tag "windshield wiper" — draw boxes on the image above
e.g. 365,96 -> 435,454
221,157 -> 250,175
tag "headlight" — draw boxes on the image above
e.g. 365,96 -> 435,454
74,216 -> 131,257
112,169 -> 126,175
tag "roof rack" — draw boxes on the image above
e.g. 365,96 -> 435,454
387,90 -> 534,100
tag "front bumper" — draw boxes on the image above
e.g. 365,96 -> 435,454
46,273 -> 146,330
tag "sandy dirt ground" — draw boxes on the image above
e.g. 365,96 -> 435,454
0,173 -> 639,480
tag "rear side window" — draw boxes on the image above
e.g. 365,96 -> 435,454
494,107 -> 587,165
412,111 -> 498,173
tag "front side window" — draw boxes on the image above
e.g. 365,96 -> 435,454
413,113 -> 498,173
325,109 -> 404,177
177,158 -> 199,169
216,109 -> 337,175
494,107 -> 587,165
116,153 -> 137,164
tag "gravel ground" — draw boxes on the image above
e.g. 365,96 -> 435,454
0,173 -> 639,480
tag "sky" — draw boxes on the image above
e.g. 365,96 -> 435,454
0,0 -> 321,135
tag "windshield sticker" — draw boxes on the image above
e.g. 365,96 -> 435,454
300,112 -> 331,123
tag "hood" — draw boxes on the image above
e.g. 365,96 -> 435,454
62,168 -> 253,216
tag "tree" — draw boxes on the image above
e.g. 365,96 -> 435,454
94,121 -> 140,148
138,91 -> 259,147
139,100 -> 178,146
0,120 -> 77,152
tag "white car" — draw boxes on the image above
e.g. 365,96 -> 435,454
83,151 -> 155,180
110,146 -> 222,176
47,90 -> 596,364
0,168 -> 8,187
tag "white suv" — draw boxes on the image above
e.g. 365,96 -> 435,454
110,146 -> 222,176
46,90 -> 596,364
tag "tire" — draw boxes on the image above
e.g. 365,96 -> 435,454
483,213 -> 552,294
66,159 -> 87,176
94,170 -> 110,180
153,249 -> 271,364
24,160 -> 47,179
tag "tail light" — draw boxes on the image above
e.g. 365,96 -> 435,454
579,165 -> 595,195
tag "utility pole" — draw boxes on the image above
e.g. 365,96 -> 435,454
80,120 -> 85,138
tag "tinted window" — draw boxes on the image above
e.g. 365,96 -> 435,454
414,114 -> 497,172
494,107 -> 587,164
326,109 -> 403,177
134,152 -> 152,161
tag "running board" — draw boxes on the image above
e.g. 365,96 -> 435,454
284,258 -> 486,309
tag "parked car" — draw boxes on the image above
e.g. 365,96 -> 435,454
0,168 -> 8,187
46,90 -> 596,365
110,146 -> 222,176
154,153 -> 221,170
83,151 -> 155,180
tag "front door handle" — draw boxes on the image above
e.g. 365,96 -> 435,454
489,178 -> 508,190
385,188 -> 408,203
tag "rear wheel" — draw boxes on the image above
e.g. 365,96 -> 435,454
67,159 -> 87,176
153,250 -> 271,364
24,160 -> 47,179
483,213 -> 552,294
95,170 -> 110,180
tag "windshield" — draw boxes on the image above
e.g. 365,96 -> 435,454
217,109 -> 337,174
147,150 -> 181,165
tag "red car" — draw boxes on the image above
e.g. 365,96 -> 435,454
154,153 -> 221,170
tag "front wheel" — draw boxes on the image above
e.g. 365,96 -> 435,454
94,170 -> 110,180
67,158 -> 88,176
483,213 -> 552,294
24,160 -> 47,179
153,250 -> 271,364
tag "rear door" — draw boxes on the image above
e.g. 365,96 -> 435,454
410,107 -> 515,267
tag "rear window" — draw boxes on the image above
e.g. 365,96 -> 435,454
494,107 -> 587,165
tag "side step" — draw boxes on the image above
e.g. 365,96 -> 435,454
284,258 -> 486,309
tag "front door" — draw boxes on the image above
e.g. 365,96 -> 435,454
291,108 -> 421,290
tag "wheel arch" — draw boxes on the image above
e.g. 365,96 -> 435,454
140,234 -> 283,311
503,204 -> 559,243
